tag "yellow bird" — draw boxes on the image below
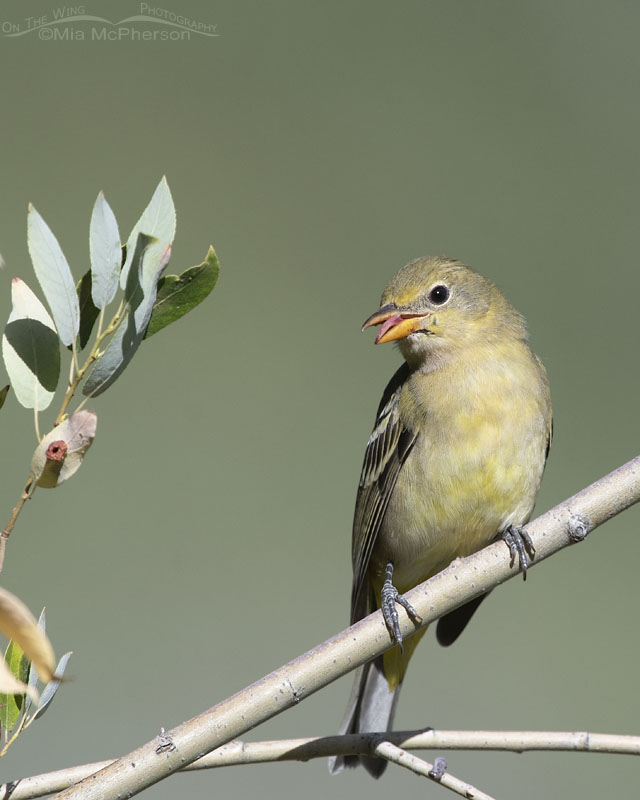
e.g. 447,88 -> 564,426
330,256 -> 552,777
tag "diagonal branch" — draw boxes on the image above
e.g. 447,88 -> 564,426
373,741 -> 497,800
47,454 -> 639,799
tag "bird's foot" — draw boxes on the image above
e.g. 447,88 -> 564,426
381,562 -> 422,650
501,524 -> 535,580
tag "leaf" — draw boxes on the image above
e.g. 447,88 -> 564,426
0,659 -> 38,706
0,588 -> 56,683
123,232 -> 151,310
120,177 -> 175,293
0,639 -> 31,733
75,270 -> 100,351
33,651 -> 72,721
90,192 -> 121,309
144,246 -> 219,339
82,235 -> 171,397
27,204 -> 80,347
0,385 -> 9,410
24,610 -> 46,717
2,279 -> 60,410
30,410 -> 97,488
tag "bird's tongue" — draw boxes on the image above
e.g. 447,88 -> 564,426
375,313 -> 404,344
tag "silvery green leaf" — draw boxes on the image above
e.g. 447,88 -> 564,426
33,651 -> 72,721
120,177 -> 175,293
27,204 -> 79,347
83,235 -> 171,397
90,192 -> 121,309
2,279 -> 60,410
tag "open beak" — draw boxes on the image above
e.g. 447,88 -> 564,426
361,303 -> 430,344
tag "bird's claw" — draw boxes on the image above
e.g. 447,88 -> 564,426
501,524 -> 535,580
381,562 -> 422,650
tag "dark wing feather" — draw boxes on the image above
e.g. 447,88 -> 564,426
350,363 -> 417,624
436,594 -> 487,647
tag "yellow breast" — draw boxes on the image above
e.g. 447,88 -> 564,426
371,339 -> 551,593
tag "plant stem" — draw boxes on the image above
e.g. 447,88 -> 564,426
55,300 -> 126,425
0,299 -> 128,572
0,478 -> 35,574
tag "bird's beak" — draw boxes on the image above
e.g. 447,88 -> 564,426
362,304 -> 430,344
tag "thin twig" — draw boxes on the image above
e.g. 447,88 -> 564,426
44,454 -> 640,799
4,728 -> 639,799
0,478 -> 34,573
374,740 -> 496,800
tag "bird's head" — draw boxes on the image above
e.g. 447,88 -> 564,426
362,256 -> 526,368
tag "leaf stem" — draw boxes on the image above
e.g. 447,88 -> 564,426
94,307 -> 106,343
71,337 -> 79,378
33,407 -> 41,443
0,701 -> 33,757
55,299 -> 126,425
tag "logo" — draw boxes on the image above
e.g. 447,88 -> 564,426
2,4 -> 218,41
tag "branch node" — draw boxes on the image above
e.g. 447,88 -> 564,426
428,755 -> 448,780
287,677 -> 301,704
567,512 -> 591,542
155,728 -> 176,756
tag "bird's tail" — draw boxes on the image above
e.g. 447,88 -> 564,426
328,626 -> 427,778
328,656 -> 400,778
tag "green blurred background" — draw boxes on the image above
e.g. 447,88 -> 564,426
1,1 -> 639,797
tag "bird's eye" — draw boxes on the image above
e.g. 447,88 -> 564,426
428,284 -> 450,305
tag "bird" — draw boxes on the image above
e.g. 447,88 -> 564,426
329,256 -> 552,777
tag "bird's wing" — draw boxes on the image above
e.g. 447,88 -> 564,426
350,363 -> 417,624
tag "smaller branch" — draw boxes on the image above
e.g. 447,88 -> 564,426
2,479 -> 35,535
55,359 -> 83,424
3,729 -> 639,799
0,705 -> 31,758
94,307 -> 106,343
373,740 -> 496,800
0,478 -> 34,573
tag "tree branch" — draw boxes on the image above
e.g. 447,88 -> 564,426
42,454 -> 640,798
372,742 -> 497,800
4,728 -> 639,799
